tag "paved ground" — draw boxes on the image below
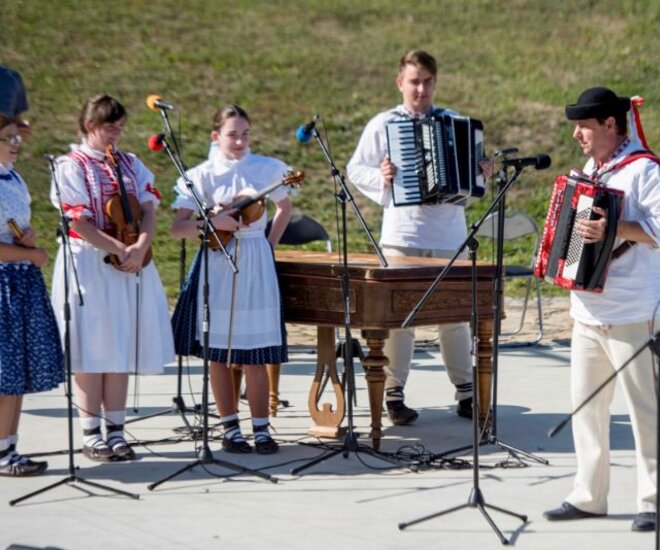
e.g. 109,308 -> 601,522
1,326 -> 656,550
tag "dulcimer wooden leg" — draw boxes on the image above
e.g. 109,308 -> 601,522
307,325 -> 345,438
360,329 -> 389,451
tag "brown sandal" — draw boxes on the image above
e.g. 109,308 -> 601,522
0,454 -> 48,476
82,440 -> 114,462
107,436 -> 137,461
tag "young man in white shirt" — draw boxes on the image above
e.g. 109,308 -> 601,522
347,50 -> 488,425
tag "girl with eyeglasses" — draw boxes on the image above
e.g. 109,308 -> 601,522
0,114 -> 64,476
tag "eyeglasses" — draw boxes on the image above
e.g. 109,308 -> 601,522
0,134 -> 22,146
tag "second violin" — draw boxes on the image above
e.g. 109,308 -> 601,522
104,145 -> 152,269
206,170 -> 304,250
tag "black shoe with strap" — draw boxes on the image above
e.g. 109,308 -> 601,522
221,436 -> 253,454
221,417 -> 252,454
253,423 -> 279,455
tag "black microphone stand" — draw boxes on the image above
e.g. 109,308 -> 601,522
10,156 -> 139,506
437,161 -> 548,465
124,119 -> 211,434
148,136 -> 276,490
398,163 -> 528,544
290,122 -> 406,476
548,329 -> 660,549
482,163 -> 548,463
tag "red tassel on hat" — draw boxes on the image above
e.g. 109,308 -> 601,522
629,96 -> 653,153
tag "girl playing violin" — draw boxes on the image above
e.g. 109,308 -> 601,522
0,113 -> 64,476
50,94 -> 174,462
172,104 -> 292,454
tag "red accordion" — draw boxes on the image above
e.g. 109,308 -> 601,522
534,173 -> 624,292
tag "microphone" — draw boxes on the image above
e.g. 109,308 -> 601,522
501,153 -> 552,170
146,94 -> 177,111
147,133 -> 166,152
494,147 -> 519,157
296,115 -> 320,143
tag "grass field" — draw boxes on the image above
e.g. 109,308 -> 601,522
2,0 -> 658,299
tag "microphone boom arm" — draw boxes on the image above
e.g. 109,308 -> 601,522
160,136 -> 237,273
307,125 -> 387,267
402,165 -> 524,327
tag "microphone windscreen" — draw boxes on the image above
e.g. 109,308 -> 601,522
146,94 -> 162,111
147,134 -> 165,151
296,125 -> 312,144
536,154 -> 552,170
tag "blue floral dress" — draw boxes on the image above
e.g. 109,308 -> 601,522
0,163 -> 64,395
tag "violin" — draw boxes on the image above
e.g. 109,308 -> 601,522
206,170 -> 304,251
103,145 -> 152,269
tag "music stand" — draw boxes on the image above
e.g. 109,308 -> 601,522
147,136 -> 276,490
290,120 -> 406,476
398,160 -> 530,544
10,156 -> 138,506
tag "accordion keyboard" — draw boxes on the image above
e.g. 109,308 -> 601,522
386,120 -> 424,205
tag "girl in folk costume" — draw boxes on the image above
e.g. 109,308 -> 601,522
50,95 -> 174,462
171,105 -> 292,454
0,114 -> 64,476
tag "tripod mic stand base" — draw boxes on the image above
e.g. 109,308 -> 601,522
487,435 -> 549,465
9,473 -> 139,506
291,431 -> 407,476
398,487 -> 527,545
147,445 -> 278,491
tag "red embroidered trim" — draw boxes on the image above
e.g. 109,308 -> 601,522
145,183 -> 162,201
61,203 -> 89,221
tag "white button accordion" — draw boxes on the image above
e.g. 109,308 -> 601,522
385,111 -> 486,207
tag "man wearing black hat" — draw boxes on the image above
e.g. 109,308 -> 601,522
543,87 -> 660,533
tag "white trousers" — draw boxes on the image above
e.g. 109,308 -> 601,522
566,319 -> 658,514
381,245 -> 472,402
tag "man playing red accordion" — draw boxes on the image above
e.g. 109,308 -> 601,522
543,87 -> 660,533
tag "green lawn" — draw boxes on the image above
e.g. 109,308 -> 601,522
2,0 -> 658,299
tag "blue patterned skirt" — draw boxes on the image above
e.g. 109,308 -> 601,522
171,249 -> 288,365
0,263 -> 64,395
